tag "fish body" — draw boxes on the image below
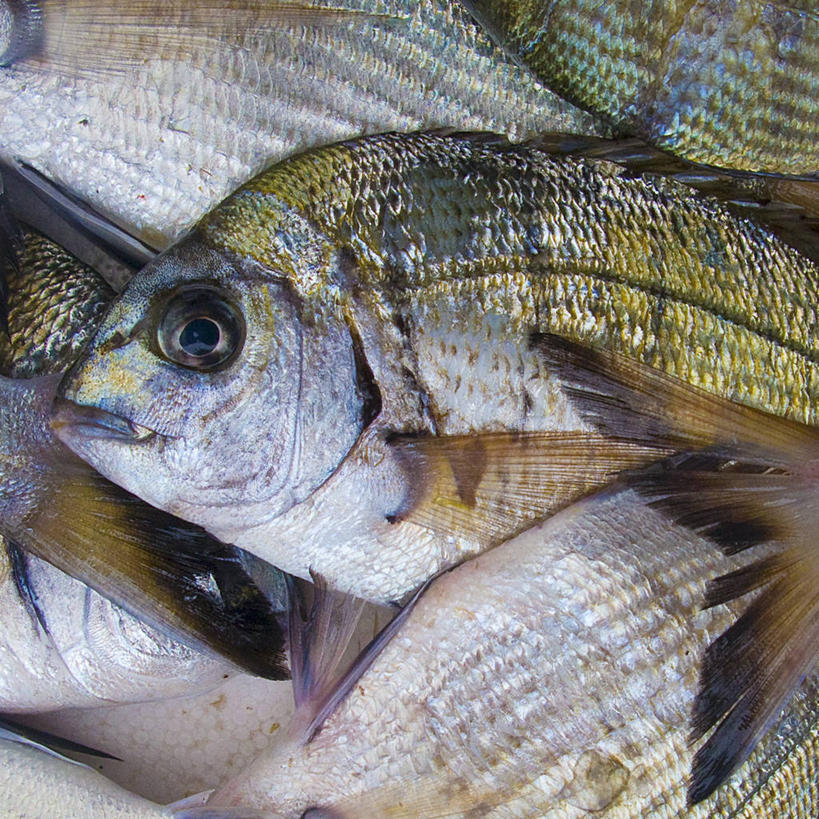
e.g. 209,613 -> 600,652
0,211 -> 289,707
0,374 -> 238,711
209,491 -> 819,817
463,0 -> 819,176
0,0 -> 599,247
0,224 -> 115,378
0,536 -> 233,712
0,739 -> 172,818
56,132 -> 819,603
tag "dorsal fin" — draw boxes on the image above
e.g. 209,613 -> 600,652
536,332 -> 819,803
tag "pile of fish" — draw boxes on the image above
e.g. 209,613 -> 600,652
0,1 -> 816,816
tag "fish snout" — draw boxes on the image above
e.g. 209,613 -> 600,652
51,398 -> 155,443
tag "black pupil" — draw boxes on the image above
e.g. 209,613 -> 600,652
179,318 -> 220,357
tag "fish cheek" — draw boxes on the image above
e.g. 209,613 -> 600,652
284,312 -> 378,508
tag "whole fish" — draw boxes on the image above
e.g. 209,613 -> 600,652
209,488 -> 818,816
0,0 -> 600,247
53,132 -> 819,798
462,0 -> 819,177
0,209 -> 290,699
54,131 -> 819,603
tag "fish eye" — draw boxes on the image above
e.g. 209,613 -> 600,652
156,286 -> 245,371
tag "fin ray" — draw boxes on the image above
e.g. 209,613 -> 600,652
538,333 -> 819,803
389,430 -> 671,547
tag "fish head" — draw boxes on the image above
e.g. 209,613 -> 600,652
53,236 -> 371,538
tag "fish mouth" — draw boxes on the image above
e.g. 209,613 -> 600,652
51,398 -> 157,443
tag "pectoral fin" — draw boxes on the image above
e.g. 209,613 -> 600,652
389,430 -> 670,547
1,159 -> 155,276
287,572 -> 430,744
536,332 -> 819,802
17,449 -> 289,680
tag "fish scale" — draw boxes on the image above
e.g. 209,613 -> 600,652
0,0 -> 600,247
203,133 -> 819,425
55,132 -> 819,605
209,494 -> 819,816
464,0 -> 819,176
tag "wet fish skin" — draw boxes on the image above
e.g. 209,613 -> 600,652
0,226 -> 114,378
0,0 -> 600,248
0,538 -> 233,712
0,739 -> 173,818
463,0 -> 819,176
56,132 -> 819,603
0,210 -> 289,696
209,491 -> 819,817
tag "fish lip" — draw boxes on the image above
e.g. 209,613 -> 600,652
51,398 -> 157,443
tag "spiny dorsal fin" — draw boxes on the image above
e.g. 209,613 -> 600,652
5,1 -> 404,76
287,572 -> 431,744
535,332 -> 819,803
388,431 -> 671,547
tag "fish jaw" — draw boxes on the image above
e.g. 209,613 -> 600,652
53,236 -> 370,544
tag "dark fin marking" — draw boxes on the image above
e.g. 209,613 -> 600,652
625,455 -> 819,803
524,133 -> 819,263
540,333 -> 819,802
0,716 -> 120,763
5,538 -> 49,635
12,1 -> 405,77
1,160 -> 155,272
287,572 -> 432,744
347,314 -> 382,431
388,430 -> 672,548
16,448 -> 289,679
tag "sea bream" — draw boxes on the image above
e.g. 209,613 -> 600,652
0,0 -> 600,247
0,202 -> 290,709
463,0 -> 819,177
206,497 -> 818,816
206,343 -> 819,812
54,131 -> 819,603
200,340 -> 819,814
52,132 -> 819,801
